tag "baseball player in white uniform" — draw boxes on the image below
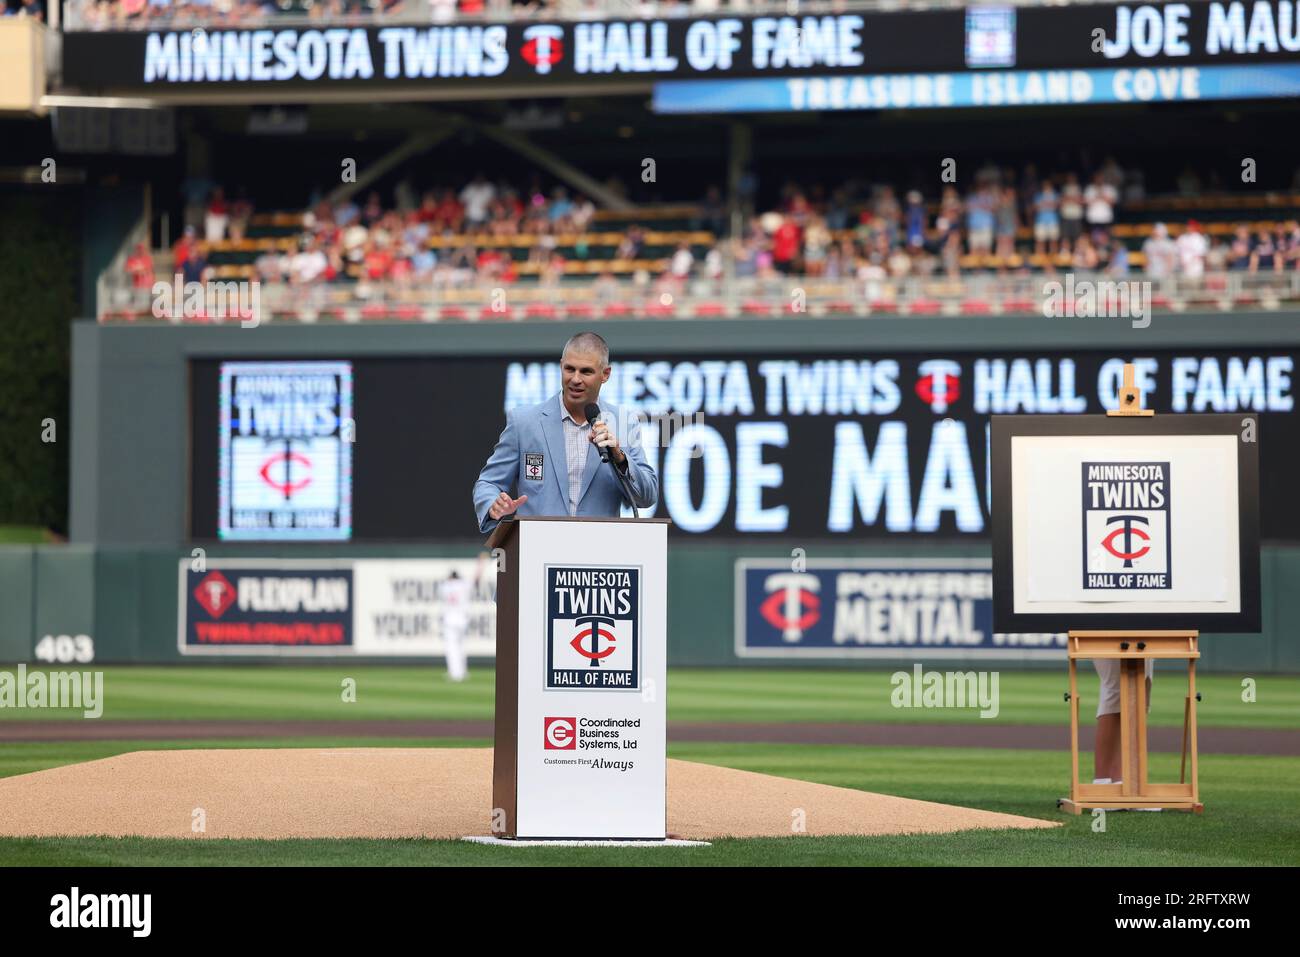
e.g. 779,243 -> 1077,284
439,570 -> 472,682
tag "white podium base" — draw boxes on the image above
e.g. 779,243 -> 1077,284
462,836 -> 710,848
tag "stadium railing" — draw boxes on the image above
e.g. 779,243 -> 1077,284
97,269 -> 1300,323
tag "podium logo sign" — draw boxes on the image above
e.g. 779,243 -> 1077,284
1082,462 -> 1172,589
545,566 -> 640,691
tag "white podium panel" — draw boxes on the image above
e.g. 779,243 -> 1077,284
512,519 -> 667,840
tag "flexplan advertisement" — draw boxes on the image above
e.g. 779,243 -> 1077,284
179,558 -> 496,656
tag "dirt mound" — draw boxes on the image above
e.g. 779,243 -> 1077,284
0,748 -> 1055,840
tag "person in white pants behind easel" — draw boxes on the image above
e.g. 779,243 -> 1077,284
439,569 -> 472,682
1094,658 -> 1158,808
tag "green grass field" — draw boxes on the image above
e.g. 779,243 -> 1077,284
2,665 -> 1294,728
0,667 -> 1296,866
1,738 -> 1296,866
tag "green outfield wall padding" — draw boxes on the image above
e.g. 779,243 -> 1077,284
0,543 -> 1294,672
0,548 -> 35,662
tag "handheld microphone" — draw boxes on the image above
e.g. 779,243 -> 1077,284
584,403 -> 610,463
586,401 -> 639,518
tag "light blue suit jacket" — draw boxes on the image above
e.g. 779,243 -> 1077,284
473,392 -> 659,534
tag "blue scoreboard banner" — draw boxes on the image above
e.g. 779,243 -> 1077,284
655,63 -> 1300,113
735,558 -> 1064,660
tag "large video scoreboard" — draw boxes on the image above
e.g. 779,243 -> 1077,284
189,349 -> 1297,542
64,2 -> 1300,107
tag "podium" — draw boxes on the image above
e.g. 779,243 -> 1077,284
485,515 -> 671,840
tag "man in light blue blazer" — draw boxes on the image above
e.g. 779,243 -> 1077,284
473,332 -> 659,534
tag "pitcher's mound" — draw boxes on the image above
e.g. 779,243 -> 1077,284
0,749 -> 1055,840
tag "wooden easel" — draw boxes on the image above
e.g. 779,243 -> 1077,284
1057,364 -> 1204,814
1059,630 -> 1202,813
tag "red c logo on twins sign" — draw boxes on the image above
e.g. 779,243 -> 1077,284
1102,514 -> 1151,565
259,451 -> 313,496
760,589 -> 819,633
759,572 -> 822,643
570,615 -> 617,663
544,717 -> 576,750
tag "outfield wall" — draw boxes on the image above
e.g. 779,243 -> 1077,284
28,314 -> 1300,671
0,541 -> 1295,672
70,313 -> 1300,545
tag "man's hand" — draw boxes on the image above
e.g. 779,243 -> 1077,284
488,491 -> 528,520
589,420 -> 625,464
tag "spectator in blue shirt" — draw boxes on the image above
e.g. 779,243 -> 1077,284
904,191 -> 926,250
966,185 -> 995,256
548,187 -> 574,224
1033,183 -> 1060,260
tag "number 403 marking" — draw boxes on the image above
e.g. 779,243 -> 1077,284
34,634 -> 95,664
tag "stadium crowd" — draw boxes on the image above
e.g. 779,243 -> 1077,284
3,0 -> 45,20
131,160 -> 1300,300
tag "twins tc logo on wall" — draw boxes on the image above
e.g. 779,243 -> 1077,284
546,565 -> 640,690
1082,462 -> 1172,590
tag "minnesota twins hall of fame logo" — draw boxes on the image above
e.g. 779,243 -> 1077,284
1081,462 -> 1172,590
546,566 -> 640,690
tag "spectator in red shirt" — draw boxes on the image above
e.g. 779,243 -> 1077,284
389,253 -> 414,285
434,189 -> 464,232
771,216 -> 802,274
172,225 -> 198,271
489,194 -> 519,237
415,192 -> 439,224
364,241 -> 394,281
204,188 -> 229,242
125,243 -> 154,289
477,248 -> 506,280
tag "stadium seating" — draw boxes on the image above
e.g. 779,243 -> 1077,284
99,162 -> 1300,323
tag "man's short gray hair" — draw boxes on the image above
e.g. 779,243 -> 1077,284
561,331 -> 610,369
